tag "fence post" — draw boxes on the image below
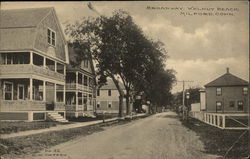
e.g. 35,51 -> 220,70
213,114 -> 216,125
222,115 -> 225,129
102,111 -> 106,123
208,115 -> 210,124
217,115 -> 220,127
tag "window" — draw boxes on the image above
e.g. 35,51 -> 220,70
18,84 -> 24,100
243,87 -> 248,95
89,94 -> 92,105
108,90 -> 111,96
78,92 -> 82,105
216,101 -> 222,111
229,101 -> 235,107
83,94 -> 87,104
97,102 -> 100,108
108,102 -> 112,108
4,82 -> 13,100
56,92 -> 63,102
57,63 -> 64,74
83,94 -> 87,111
6,54 -> 12,64
78,73 -> 83,84
97,89 -> 100,96
83,75 -> 88,86
216,88 -> 222,96
47,28 -> 56,46
89,78 -> 93,87
237,101 -> 243,111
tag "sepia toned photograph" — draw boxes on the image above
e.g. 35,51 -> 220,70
0,1 -> 249,159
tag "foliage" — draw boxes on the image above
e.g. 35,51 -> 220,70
173,87 -> 202,106
65,10 -> 176,115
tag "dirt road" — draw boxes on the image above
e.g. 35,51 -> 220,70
31,112 -> 218,159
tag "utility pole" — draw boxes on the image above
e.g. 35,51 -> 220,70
177,80 -> 193,120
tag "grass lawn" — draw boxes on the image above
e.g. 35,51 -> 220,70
181,117 -> 249,159
0,116 -> 116,134
0,121 -> 71,134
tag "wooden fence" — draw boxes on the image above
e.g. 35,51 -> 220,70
190,111 -> 249,130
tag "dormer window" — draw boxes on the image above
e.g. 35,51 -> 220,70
47,28 -> 56,46
216,88 -> 222,96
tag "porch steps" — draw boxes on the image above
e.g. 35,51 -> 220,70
47,112 -> 68,123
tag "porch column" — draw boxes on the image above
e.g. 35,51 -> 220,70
63,84 -> 66,103
30,78 -> 33,100
82,74 -> 85,90
63,65 -> 66,76
30,52 -> 33,65
87,76 -> 89,91
76,71 -> 78,89
54,84 -> 57,103
76,91 -> 78,111
82,93 -> 84,111
43,57 -> 46,68
43,81 -> 46,102
55,61 -> 57,72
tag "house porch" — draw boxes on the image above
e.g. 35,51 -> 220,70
0,78 -> 66,121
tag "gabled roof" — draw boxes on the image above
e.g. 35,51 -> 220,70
0,8 -> 51,51
0,8 -> 52,28
205,70 -> 248,87
0,7 -> 69,63
100,79 -> 125,90
67,45 -> 95,75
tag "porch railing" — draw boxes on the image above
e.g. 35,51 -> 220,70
65,83 -> 93,92
0,100 -> 46,111
0,64 -> 64,81
0,100 -> 65,112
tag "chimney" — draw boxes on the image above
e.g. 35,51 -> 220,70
226,67 -> 229,74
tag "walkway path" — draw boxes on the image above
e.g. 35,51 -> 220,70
1,114 -> 146,139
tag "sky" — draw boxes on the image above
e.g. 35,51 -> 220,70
1,1 -> 249,93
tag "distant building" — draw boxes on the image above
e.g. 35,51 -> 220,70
204,68 -> 249,113
96,79 -> 126,115
0,8 -> 69,121
64,46 -> 96,118
199,89 -> 206,111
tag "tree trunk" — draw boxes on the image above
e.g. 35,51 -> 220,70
118,95 -> 124,117
110,75 -> 124,117
148,103 -> 152,114
125,94 -> 130,115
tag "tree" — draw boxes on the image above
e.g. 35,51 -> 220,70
66,10 -> 176,116
135,67 -> 176,113
173,87 -> 202,109
186,87 -> 202,104
65,10 -> 176,116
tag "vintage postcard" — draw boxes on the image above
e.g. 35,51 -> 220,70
0,1 -> 249,159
